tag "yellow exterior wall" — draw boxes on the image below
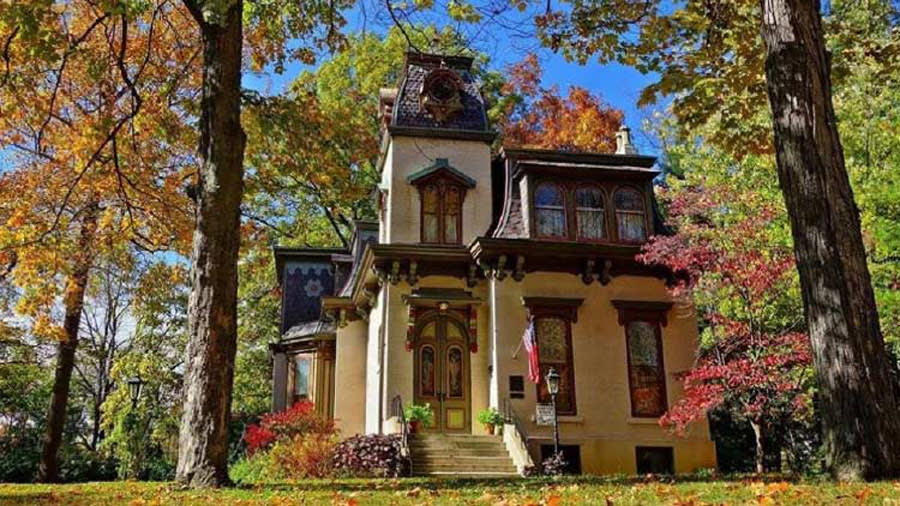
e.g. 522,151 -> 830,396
334,319 -> 367,436
380,137 -> 493,245
487,272 -> 716,474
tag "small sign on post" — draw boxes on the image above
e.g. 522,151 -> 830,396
535,403 -> 555,426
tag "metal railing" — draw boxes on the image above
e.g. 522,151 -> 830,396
502,396 -> 528,442
390,395 -> 411,467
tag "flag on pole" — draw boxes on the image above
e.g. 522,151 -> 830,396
522,317 -> 541,384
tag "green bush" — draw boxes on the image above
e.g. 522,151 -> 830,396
404,403 -> 434,427
476,408 -> 504,426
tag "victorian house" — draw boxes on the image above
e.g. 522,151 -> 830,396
269,52 -> 716,476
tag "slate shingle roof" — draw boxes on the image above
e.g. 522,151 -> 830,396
391,53 -> 488,132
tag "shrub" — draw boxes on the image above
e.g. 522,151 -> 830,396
239,401 -> 337,481
476,408 -> 504,426
404,403 -> 434,428
332,434 -> 409,478
541,452 -> 568,476
242,400 -> 334,455
267,433 -> 337,479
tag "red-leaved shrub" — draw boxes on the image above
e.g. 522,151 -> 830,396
243,401 -> 335,456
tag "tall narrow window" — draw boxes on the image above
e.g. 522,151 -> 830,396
626,320 -> 666,417
418,181 -> 463,245
293,354 -> 312,403
535,317 -> 576,415
422,185 -> 440,243
444,186 -> 461,244
614,187 -> 647,242
575,186 -> 606,240
535,183 -> 567,238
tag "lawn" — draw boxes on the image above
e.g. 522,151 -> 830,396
1,477 -> 898,505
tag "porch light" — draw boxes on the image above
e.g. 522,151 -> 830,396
127,375 -> 143,409
546,368 -> 560,396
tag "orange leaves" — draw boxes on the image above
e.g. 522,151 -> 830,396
498,53 -> 623,153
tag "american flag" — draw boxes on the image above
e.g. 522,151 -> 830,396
522,317 -> 541,384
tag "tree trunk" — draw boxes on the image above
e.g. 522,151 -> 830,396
175,0 -> 246,488
749,419 -> 765,474
38,204 -> 98,483
759,0 -> 900,480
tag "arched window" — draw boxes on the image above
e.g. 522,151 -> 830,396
443,186 -> 461,244
614,187 -> 647,242
575,186 -> 606,240
534,183 -> 567,238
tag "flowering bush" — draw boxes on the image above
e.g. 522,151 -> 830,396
331,434 -> 409,478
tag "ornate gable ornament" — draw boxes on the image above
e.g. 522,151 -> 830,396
419,64 -> 464,123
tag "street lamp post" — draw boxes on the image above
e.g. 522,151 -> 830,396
127,375 -> 143,409
545,367 -> 561,458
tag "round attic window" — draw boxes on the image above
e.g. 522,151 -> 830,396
419,67 -> 464,123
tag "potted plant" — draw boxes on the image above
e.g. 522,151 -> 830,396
477,408 -> 505,435
404,403 -> 434,433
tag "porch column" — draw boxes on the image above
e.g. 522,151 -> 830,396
271,350 -> 288,412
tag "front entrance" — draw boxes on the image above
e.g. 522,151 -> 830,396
413,313 -> 471,433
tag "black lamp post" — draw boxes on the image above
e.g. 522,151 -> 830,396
545,367 -> 561,458
127,375 -> 143,409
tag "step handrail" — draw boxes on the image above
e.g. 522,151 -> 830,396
390,395 -> 411,473
502,396 -> 534,474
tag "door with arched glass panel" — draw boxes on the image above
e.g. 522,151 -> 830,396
413,314 -> 471,433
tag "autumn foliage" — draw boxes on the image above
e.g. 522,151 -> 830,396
640,177 -> 813,470
243,401 -> 334,456
497,54 -> 623,152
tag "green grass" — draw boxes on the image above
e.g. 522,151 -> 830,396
0,476 -> 898,505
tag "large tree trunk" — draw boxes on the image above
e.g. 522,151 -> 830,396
38,204 -> 98,482
759,0 -> 900,480
176,0 -> 245,488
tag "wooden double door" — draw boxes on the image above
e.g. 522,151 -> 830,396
413,314 -> 471,433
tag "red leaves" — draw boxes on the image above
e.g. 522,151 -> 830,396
643,180 -> 812,434
243,400 -> 335,455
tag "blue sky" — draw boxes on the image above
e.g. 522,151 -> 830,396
243,4 -> 664,156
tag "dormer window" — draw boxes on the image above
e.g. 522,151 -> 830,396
575,186 -> 606,241
534,182 -> 567,238
614,187 -> 647,242
408,158 -> 476,246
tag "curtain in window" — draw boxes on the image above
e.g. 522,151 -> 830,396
535,183 -> 566,238
536,317 -> 575,414
443,186 -> 460,244
627,321 -> 665,417
575,186 -> 605,240
422,185 -> 440,243
615,188 -> 647,242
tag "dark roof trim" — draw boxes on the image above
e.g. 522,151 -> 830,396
500,147 -> 657,168
406,51 -> 476,69
273,246 -> 347,283
389,126 -> 496,143
407,158 -> 477,188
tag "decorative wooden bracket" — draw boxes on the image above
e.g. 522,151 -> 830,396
407,261 -> 419,286
582,259 -> 595,285
512,255 -> 526,282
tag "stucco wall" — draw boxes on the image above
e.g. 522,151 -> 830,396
365,290 -> 385,434
375,275 -> 492,435
381,137 -> 493,244
334,319 -> 367,436
488,272 -> 716,474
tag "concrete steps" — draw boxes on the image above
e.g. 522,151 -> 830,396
408,433 -> 519,478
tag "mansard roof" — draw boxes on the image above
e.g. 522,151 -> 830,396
387,52 -> 494,142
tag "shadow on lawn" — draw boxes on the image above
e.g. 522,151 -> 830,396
241,473 -> 806,494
